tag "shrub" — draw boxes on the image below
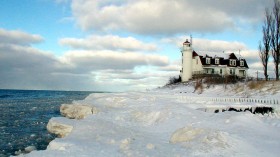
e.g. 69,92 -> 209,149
193,79 -> 203,94
166,76 -> 181,85
247,80 -> 266,90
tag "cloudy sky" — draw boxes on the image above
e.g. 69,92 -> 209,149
0,0 -> 275,91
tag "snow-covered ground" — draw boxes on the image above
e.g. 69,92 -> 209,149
23,82 -> 280,157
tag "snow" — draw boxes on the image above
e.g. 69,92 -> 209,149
21,82 -> 280,157
196,51 -> 244,60
196,51 -> 230,59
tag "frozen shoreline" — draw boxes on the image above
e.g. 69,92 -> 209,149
22,83 -> 280,157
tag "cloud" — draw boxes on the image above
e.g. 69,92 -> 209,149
193,39 -> 247,52
0,28 -> 43,45
158,60 -> 181,72
0,46 -> 170,91
59,35 -> 157,51
0,28 -> 171,91
92,68 -> 179,91
55,0 -> 70,4
0,44 -> 65,90
190,0 -> 272,23
61,50 -> 169,72
162,36 -> 247,52
70,0 -> 271,35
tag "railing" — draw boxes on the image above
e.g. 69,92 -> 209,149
177,95 -> 280,105
192,70 -> 246,78
193,70 -> 222,75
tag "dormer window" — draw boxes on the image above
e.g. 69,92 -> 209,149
240,60 -> 244,66
215,58 -> 219,64
230,59 -> 236,66
206,58 -> 211,64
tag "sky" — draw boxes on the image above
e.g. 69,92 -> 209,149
0,0 -> 275,91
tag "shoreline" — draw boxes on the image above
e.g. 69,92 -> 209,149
0,90 -> 93,157
23,84 -> 280,156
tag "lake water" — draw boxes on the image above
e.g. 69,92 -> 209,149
0,89 -> 94,157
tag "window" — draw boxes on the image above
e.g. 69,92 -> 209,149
215,58 -> 219,64
206,58 -> 211,64
230,69 -> 235,75
212,69 -> 214,74
220,69 -> 222,74
230,59 -> 236,66
240,60 -> 244,66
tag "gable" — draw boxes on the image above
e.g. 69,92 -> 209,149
193,51 -> 199,57
228,53 -> 238,59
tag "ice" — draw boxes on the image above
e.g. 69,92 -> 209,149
60,104 -> 98,119
23,83 -> 280,157
170,126 -> 205,143
24,146 -> 36,153
46,118 -> 74,138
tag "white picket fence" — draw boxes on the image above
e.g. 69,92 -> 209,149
177,95 -> 280,105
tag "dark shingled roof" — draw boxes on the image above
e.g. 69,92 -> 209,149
192,51 -> 249,68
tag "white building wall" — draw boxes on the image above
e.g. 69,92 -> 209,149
181,47 -> 193,82
192,56 -> 203,72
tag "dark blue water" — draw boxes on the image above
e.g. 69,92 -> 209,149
0,89 -> 94,157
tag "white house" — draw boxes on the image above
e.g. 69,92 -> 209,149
180,39 -> 249,82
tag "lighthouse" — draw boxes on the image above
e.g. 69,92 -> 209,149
180,38 -> 193,82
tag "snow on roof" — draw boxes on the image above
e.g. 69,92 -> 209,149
196,51 -> 244,59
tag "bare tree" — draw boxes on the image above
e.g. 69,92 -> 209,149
271,0 -> 280,80
259,8 -> 272,81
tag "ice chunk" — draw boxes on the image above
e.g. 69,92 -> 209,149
60,104 -> 98,119
47,119 -> 73,138
146,143 -> 155,149
170,126 -> 204,143
202,131 -> 229,149
24,146 -> 36,153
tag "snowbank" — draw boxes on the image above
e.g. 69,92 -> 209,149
23,84 -> 280,157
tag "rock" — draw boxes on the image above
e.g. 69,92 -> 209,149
60,104 -> 99,119
47,118 -> 73,138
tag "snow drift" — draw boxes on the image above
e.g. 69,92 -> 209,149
22,83 -> 280,157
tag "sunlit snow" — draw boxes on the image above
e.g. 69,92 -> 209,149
23,83 -> 280,157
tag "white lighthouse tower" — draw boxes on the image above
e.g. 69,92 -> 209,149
180,38 -> 193,82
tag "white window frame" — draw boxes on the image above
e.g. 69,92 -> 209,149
230,59 -> 236,66
215,58 -> 219,64
206,58 -> 211,64
240,60 -> 244,66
